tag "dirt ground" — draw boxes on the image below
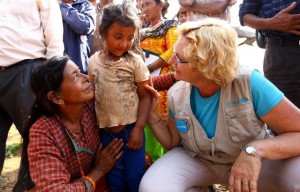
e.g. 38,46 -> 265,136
0,126 -> 21,192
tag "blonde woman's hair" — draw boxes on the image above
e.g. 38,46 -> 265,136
177,19 -> 239,86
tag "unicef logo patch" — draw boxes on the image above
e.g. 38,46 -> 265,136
176,120 -> 188,133
226,97 -> 249,106
240,97 -> 249,104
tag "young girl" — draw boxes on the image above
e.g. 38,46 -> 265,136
88,3 -> 151,192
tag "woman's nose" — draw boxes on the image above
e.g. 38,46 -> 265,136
169,54 -> 177,68
80,73 -> 89,81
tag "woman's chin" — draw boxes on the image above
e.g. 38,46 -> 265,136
174,72 -> 181,80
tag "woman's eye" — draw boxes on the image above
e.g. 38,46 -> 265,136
73,73 -> 79,80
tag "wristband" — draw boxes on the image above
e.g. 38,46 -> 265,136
80,178 -> 92,192
83,176 -> 96,192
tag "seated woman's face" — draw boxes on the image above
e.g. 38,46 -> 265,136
59,61 -> 94,104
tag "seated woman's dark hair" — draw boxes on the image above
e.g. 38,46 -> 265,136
13,56 -> 69,191
30,56 -> 69,117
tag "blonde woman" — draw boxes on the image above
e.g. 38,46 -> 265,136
140,19 -> 300,192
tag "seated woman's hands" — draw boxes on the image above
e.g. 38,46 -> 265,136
94,138 -> 123,174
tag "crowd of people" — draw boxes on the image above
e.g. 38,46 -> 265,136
1,0 -> 300,191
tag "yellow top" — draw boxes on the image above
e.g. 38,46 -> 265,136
140,26 -> 178,64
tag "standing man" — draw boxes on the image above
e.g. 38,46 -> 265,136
0,0 -> 64,177
59,0 -> 95,74
178,0 -> 236,22
240,1 -> 300,108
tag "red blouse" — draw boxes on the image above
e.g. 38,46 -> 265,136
28,101 -> 100,191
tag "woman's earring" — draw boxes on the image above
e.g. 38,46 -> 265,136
60,100 -> 65,108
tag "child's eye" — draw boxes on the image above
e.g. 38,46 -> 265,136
115,35 -> 122,40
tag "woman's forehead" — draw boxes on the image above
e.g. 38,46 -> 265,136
175,36 -> 188,52
64,61 -> 78,75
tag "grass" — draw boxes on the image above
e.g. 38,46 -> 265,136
5,143 -> 22,158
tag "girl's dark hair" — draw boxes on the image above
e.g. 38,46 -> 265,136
100,2 -> 140,37
13,56 -> 69,191
99,2 -> 144,58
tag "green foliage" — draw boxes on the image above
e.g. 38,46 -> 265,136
5,143 -> 22,158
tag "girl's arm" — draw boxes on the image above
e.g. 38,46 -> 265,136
127,80 -> 152,150
136,80 -> 152,129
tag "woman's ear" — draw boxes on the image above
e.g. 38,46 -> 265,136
47,91 -> 64,105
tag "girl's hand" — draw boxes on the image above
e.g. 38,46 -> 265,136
228,150 -> 262,192
127,127 -> 144,150
94,138 -> 123,174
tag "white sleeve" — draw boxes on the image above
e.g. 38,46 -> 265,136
38,0 -> 64,58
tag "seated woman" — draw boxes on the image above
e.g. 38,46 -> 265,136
14,56 -> 123,191
140,19 -> 300,191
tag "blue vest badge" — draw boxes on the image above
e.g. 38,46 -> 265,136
176,120 -> 188,133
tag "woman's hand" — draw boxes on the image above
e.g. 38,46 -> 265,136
94,138 -> 123,174
228,151 -> 262,192
145,77 -> 161,123
146,84 -> 160,109
145,76 -> 161,109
